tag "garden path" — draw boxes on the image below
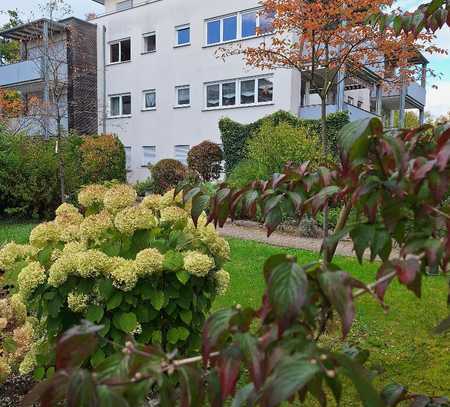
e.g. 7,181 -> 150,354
219,221 -> 357,257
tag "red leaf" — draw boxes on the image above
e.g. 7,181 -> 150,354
218,346 -> 242,400
375,263 -> 396,300
395,258 -> 420,285
436,143 -> 450,171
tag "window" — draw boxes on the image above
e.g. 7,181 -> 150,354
205,9 -> 274,46
206,84 -> 220,108
206,15 -> 237,45
117,0 -> 132,11
357,100 -> 363,108
143,32 -> 156,53
205,76 -> 273,109
176,86 -> 190,107
240,79 -> 255,104
242,11 -> 257,38
125,146 -> 132,171
142,146 -> 156,166
347,96 -> 354,105
109,94 -> 131,117
110,38 -> 131,63
143,90 -> 156,110
222,82 -> 236,106
176,25 -> 190,46
174,145 -> 190,165
258,78 -> 273,103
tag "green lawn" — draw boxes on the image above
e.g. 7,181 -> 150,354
1,222 -> 449,403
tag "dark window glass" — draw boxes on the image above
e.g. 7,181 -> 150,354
177,87 -> 190,105
177,27 -> 190,45
145,91 -> 156,108
122,95 -> 131,115
207,20 -> 221,44
259,11 -> 275,33
145,34 -> 156,52
121,39 -> 131,61
111,96 -> 120,116
223,16 -> 237,41
111,43 -> 120,63
222,82 -> 236,106
240,79 -> 255,104
242,12 -> 257,37
207,84 -> 220,108
258,78 -> 273,103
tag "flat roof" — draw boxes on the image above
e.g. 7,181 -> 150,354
0,18 -> 66,41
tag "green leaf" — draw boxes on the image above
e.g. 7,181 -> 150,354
33,367 -> 46,381
176,270 -> 190,285
151,291 -> 165,311
2,336 -> 17,353
335,354 -> 383,407
97,280 -> 114,300
180,310 -> 193,324
261,354 -> 321,407
67,369 -> 98,406
167,327 -> 190,344
97,386 -> 129,407
381,383 -> 408,406
163,250 -> 184,272
339,118 -> 383,161
90,349 -> 106,368
231,384 -> 255,407
106,292 -> 123,311
191,194 -> 210,227
265,255 -> 308,328
85,305 -> 104,323
114,312 -> 138,333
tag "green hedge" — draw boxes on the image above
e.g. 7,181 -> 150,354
0,131 -> 126,219
219,110 -> 349,173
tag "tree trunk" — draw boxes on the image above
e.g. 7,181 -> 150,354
320,95 -> 329,241
56,116 -> 66,203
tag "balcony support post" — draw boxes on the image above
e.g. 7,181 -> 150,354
419,108 -> 425,125
304,80 -> 311,106
43,20 -> 50,140
336,70 -> 345,112
376,84 -> 382,116
421,63 -> 427,88
389,110 -> 395,128
399,80 -> 406,129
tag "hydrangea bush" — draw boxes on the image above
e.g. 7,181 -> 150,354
0,183 -> 230,379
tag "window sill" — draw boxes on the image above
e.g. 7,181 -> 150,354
107,115 -> 132,119
174,43 -> 191,48
173,104 -> 191,109
202,101 -> 274,111
202,32 -> 273,49
107,60 -> 132,66
141,50 -> 156,55
141,108 -> 157,112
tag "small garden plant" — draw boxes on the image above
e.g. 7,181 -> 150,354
0,184 -> 230,380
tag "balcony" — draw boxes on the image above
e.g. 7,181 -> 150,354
299,103 -> 380,121
381,82 -> 426,109
0,59 -> 43,87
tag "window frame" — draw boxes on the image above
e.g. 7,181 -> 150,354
174,145 -> 190,165
109,93 -> 132,118
175,85 -> 191,108
204,8 -> 274,47
142,32 -> 156,54
204,75 -> 273,110
175,24 -> 191,47
124,146 -> 132,171
142,145 -> 157,167
109,37 -> 131,64
142,89 -> 156,111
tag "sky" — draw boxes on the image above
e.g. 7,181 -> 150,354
0,0 -> 449,118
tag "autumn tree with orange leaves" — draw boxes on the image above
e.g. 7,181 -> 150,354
227,0 -> 444,151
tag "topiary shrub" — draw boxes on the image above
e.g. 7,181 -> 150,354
151,159 -> 188,194
246,121 -> 330,174
79,134 -> 126,184
187,141 -> 223,181
227,159 -> 269,188
0,184 -> 230,379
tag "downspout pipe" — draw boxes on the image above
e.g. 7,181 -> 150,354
102,25 -> 107,134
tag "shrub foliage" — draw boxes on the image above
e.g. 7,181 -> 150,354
0,184 -> 230,380
187,141 -> 223,181
151,159 -> 188,194
0,132 -> 126,219
219,110 -> 349,173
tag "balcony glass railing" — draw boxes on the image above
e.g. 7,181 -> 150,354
0,59 -> 43,87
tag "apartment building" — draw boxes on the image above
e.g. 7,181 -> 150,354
0,17 -> 97,137
92,0 -> 428,182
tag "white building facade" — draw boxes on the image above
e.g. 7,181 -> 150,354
91,0 -> 427,182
